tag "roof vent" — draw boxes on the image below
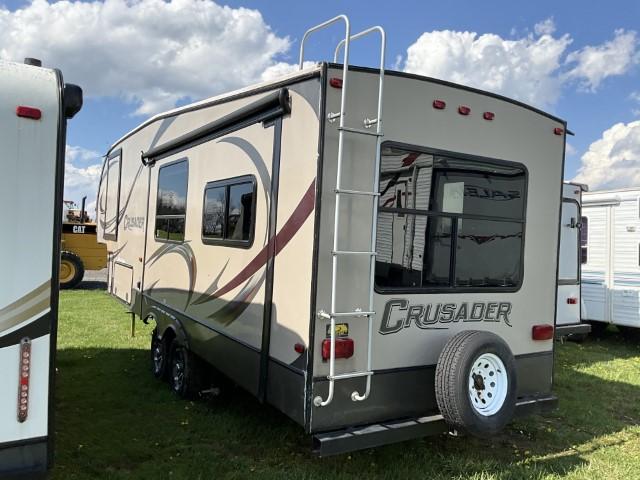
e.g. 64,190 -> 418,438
24,58 -> 42,67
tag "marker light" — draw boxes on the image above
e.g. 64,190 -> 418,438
321,337 -> 354,361
294,343 -> 305,354
532,324 -> 554,340
554,127 -> 564,136
17,338 -> 31,423
458,105 -> 471,115
483,112 -> 495,121
16,106 -> 42,120
432,99 -> 446,110
567,297 -> 578,305
329,78 -> 343,89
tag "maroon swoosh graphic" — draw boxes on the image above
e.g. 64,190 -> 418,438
211,179 -> 316,299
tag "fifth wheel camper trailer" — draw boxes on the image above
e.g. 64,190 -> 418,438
0,59 -> 82,475
555,182 -> 591,340
97,16 -> 567,454
582,187 -> 640,333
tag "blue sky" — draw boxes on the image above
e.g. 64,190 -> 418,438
1,0 -> 639,208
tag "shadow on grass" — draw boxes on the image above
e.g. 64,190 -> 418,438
75,280 -> 107,291
51,340 -> 640,480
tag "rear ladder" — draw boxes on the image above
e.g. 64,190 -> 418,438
299,15 -> 386,407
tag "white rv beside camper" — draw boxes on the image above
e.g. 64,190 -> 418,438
582,187 -> 640,333
0,59 -> 82,475
98,17 -> 567,454
555,182 -> 591,340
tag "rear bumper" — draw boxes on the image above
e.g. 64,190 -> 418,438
312,394 -> 558,456
555,323 -> 591,339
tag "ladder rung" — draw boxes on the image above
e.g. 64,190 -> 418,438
333,250 -> 377,256
330,311 -> 375,317
338,126 -> 383,137
328,371 -> 373,381
335,188 -> 380,196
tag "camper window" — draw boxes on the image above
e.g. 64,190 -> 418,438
581,216 -> 588,264
202,175 -> 256,247
155,160 -> 188,242
375,145 -> 526,292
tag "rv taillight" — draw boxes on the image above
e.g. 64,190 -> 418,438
567,297 -> 578,305
16,106 -> 42,120
321,338 -> 354,361
532,324 -> 554,341
483,111 -> 495,121
329,78 -> 343,89
554,127 -> 564,136
17,338 -> 31,423
433,100 -> 446,110
458,105 -> 471,116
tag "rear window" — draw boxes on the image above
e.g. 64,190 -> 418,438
375,145 -> 527,292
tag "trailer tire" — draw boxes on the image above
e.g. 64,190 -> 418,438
150,329 -> 169,380
435,331 -> 517,437
60,251 -> 84,289
169,341 -> 201,399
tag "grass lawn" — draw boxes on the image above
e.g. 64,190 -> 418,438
52,289 -> 640,479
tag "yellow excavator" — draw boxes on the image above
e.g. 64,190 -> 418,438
60,197 -> 107,288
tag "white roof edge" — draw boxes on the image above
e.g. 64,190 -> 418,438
108,63 -> 323,152
583,187 -> 640,196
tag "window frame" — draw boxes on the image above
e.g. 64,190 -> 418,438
154,158 -> 189,243
580,215 -> 588,265
102,148 -> 122,241
374,141 -> 529,295
201,174 -> 257,249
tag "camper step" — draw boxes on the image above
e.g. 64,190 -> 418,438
328,371 -> 373,381
332,250 -> 377,256
335,188 -> 380,196
337,126 -> 383,137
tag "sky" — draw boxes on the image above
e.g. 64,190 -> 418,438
1,0 -> 639,211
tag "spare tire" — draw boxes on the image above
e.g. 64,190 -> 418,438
435,331 -> 517,437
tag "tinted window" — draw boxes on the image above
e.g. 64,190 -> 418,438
375,145 -> 526,291
202,177 -> 255,246
155,160 -> 188,242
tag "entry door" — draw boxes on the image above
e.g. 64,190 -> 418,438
557,200 -> 580,326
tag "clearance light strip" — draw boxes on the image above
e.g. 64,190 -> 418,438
17,337 -> 31,423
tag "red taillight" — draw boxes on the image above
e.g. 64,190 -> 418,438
554,127 -> 564,136
294,343 -> 305,354
567,297 -> 578,304
16,106 -> 42,120
483,111 -> 495,121
329,77 -> 343,89
458,105 -> 471,115
532,324 -> 554,340
321,337 -> 354,361
433,99 -> 446,110
17,338 -> 31,423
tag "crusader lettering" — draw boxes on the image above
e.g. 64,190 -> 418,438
379,300 -> 513,334
124,215 -> 145,231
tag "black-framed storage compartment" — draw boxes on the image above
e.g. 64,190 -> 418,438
154,158 -> 189,243
374,142 -> 529,295
201,174 -> 257,249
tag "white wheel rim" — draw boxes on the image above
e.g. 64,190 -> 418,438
468,353 -> 508,416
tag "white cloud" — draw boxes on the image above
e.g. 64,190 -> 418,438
402,27 -> 571,109
400,21 -> 639,109
566,142 -> 577,156
260,61 -> 316,82
64,145 -> 102,218
573,121 -> 640,189
0,0 -> 290,115
565,30 -> 639,91
631,91 -> 640,116
534,18 -> 556,36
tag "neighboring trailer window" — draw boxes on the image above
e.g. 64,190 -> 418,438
581,216 -> 588,264
202,175 -> 256,247
103,151 -> 121,239
155,160 -> 188,242
375,145 -> 526,292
